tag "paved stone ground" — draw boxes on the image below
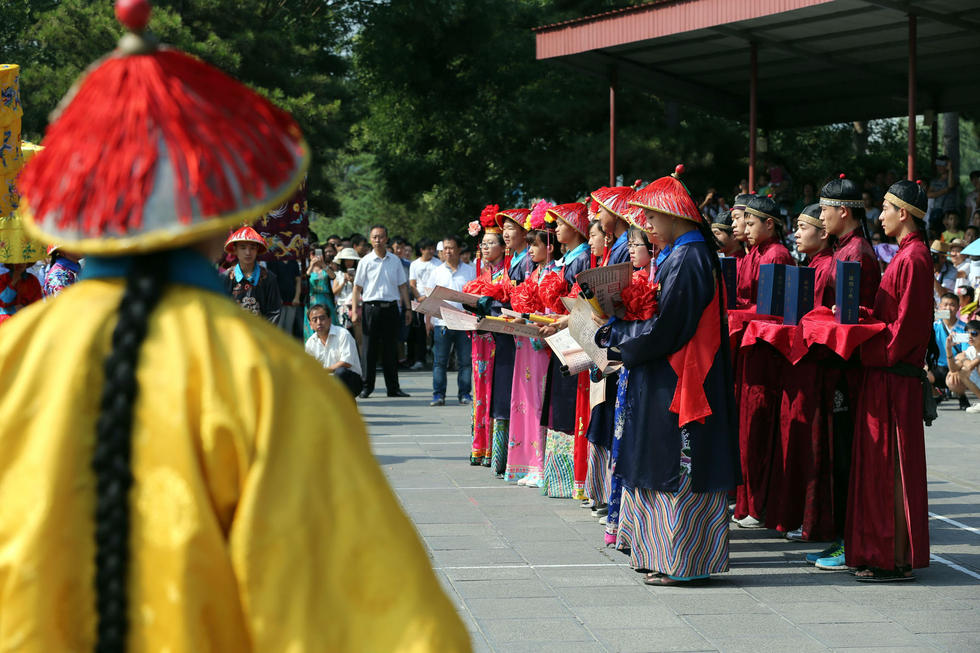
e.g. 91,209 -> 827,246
359,372 -> 980,653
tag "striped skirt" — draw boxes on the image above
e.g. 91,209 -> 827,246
630,473 -> 730,577
585,442 -> 610,504
490,419 -> 509,477
617,482 -> 637,553
543,429 -> 575,498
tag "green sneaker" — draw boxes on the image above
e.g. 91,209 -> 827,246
806,540 -> 842,565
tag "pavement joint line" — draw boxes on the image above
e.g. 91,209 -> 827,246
436,563 -> 630,570
929,554 -> 980,581
398,486 -> 519,490
929,511 -> 980,535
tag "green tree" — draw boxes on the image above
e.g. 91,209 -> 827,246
5,0 -> 356,212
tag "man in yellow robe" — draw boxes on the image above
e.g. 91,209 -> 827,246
0,2 -> 471,651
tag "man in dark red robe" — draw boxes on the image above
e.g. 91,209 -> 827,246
847,180 -> 932,581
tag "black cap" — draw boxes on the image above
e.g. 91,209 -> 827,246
745,195 -> 781,223
819,174 -> 862,208
884,179 -> 927,218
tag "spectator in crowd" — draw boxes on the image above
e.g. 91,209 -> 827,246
305,250 -> 338,338
966,225 -> 979,244
0,262 -> 43,325
351,225 -> 412,399
269,256 -> 305,339
949,239 -> 971,288
942,211 -> 965,243
223,226 -> 282,323
408,238 -> 440,369
428,235 -> 476,406
792,182 -> 816,215
930,292 -> 968,403
965,170 -> 979,219
863,190 -> 881,224
972,210 -> 980,228
305,304 -> 364,397
699,188 -> 727,221
960,287 -> 978,322
325,233 -> 342,249
946,320 -> 980,413
350,233 -> 371,257
389,236 -> 413,367
333,247 -> 362,351
460,244 -> 473,265
927,155 -> 958,234
932,239 -> 957,297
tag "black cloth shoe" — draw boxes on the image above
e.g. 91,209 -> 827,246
960,394 -> 971,410
388,389 -> 410,398
358,390 -> 371,399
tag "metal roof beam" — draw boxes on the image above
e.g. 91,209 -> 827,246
857,0 -> 980,31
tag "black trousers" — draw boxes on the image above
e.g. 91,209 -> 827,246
363,301 -> 401,394
334,367 -> 364,397
408,312 -> 428,365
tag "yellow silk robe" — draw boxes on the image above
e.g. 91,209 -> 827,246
0,279 -> 471,653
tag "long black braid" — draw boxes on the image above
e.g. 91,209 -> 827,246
92,254 -> 168,653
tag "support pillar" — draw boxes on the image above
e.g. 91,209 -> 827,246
749,42 -> 758,193
609,66 -> 617,186
907,14 -> 917,181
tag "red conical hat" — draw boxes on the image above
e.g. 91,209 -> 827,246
19,0 -> 309,256
495,208 -> 531,231
623,204 -> 654,234
547,202 -> 589,237
590,185 -> 635,221
224,225 -> 268,254
628,165 -> 702,224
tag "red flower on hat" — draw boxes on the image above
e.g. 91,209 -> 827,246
479,203 -> 500,229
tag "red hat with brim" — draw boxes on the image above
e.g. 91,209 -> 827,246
624,204 -> 654,234
495,208 -> 531,231
225,225 -> 268,254
628,166 -> 702,224
547,202 -> 589,238
590,186 -> 635,221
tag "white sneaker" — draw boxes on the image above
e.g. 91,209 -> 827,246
410,361 -> 424,371
517,476 -> 529,486
966,403 -> 980,414
785,527 -> 804,541
735,515 -> 764,528
598,515 -> 608,525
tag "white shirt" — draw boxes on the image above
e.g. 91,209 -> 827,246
410,257 -> 442,298
353,249 -> 408,302
429,261 -> 476,327
305,325 -> 362,377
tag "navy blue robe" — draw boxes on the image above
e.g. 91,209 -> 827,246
540,249 -> 591,433
604,239 -> 740,493
585,233 -> 630,448
490,250 -> 535,420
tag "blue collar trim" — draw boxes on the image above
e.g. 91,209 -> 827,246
80,248 -> 225,296
557,242 -> 589,268
233,263 -> 261,285
509,247 -> 528,272
656,230 -> 705,267
612,231 -> 629,250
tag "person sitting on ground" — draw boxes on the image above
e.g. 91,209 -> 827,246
42,245 -> 82,298
946,320 -> 980,413
930,292 -> 968,404
305,304 -> 364,397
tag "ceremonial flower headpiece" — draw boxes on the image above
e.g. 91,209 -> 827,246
224,225 -> 268,254
628,165 -> 702,224
546,202 -> 589,237
495,208 -> 531,231
524,199 -> 555,231
480,203 -> 501,234
18,0 -> 309,256
590,180 -> 642,221
819,174 -> 863,209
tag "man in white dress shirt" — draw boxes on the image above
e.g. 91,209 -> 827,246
351,225 -> 412,398
428,235 -> 476,406
305,304 -> 363,396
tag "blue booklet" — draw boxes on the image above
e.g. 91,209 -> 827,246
783,265 -> 814,325
756,263 -> 786,317
835,260 -> 861,324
